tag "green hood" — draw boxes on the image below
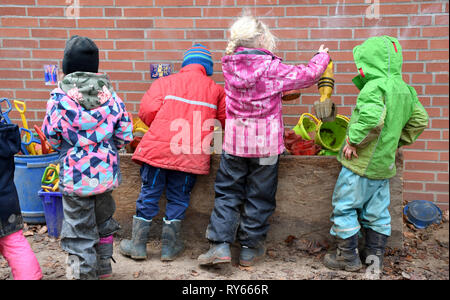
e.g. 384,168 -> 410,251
59,72 -> 114,110
352,36 -> 403,90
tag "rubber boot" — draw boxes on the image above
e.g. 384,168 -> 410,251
360,228 -> 388,270
119,216 -> 152,260
197,242 -> 232,266
161,218 -> 184,261
323,234 -> 362,272
96,235 -> 115,279
239,245 -> 266,267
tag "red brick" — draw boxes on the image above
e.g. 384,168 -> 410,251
108,30 -> 144,39
419,51 -> 449,60
116,19 -> 154,29
403,150 -> 439,161
3,39 -> 38,48
426,183 -> 449,193
399,39 -> 428,50
78,19 -> 115,28
426,63 -> 449,72
116,41 -> 154,50
311,29 -> 352,39
0,28 -> 30,37
146,29 -> 184,39
405,162 -> 448,172
99,61 -> 134,71
163,7 -> 201,17
279,18 -> 319,28
0,0 -> 35,4
404,182 -> 424,191
435,74 -> 449,84
108,51 -> 145,61
203,7 -> 243,17
430,39 -> 450,50
0,7 -> 26,16
399,27 -> 420,38
329,5 -> 366,16
186,30 -> 224,39
0,60 -> 21,68
365,16 -> 408,27
404,171 -> 435,181
154,19 -> 193,28
79,0 -> 114,5
27,7 -> 65,17
435,15 -> 449,25
427,141 -> 449,150
410,16 -> 432,26
0,49 -> 30,58
404,192 -> 434,202
380,4 -> 418,14
437,173 -> 449,182
39,18 -> 76,28
196,19 -> 234,29
272,29 -> 308,39
78,8 -> 104,18
32,49 -> 64,59
422,27 -> 449,37
354,28 -> 397,39
426,85 -> 450,95
421,3 -> 444,14
0,80 -> 24,89
154,0 -> 193,5
1,17 -> 38,27
32,29 -> 68,39
104,8 -> 123,17
122,8 -> 161,17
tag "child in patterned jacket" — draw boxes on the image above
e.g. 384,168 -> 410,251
42,35 -> 133,280
198,16 -> 330,267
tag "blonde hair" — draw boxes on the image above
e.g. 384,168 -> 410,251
225,16 -> 276,55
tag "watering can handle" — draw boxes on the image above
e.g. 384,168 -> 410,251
337,114 -> 350,122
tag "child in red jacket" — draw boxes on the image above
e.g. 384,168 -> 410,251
120,44 -> 226,261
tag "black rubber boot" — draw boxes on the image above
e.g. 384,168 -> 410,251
323,234 -> 362,272
119,216 -> 152,260
161,219 -> 184,261
96,235 -> 115,279
360,228 -> 388,270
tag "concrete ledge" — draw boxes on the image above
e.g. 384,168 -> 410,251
113,154 -> 403,249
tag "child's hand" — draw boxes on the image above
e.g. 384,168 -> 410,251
343,144 -> 358,160
318,44 -> 329,53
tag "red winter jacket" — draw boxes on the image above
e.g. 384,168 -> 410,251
132,64 -> 226,175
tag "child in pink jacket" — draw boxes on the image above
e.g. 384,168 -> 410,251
198,16 -> 330,267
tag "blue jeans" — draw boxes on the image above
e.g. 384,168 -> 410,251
330,167 -> 391,239
136,163 -> 197,221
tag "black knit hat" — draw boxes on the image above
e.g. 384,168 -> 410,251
62,35 -> 99,75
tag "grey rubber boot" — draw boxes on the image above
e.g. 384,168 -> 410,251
239,245 -> 266,267
96,235 -> 115,279
119,216 -> 152,260
323,234 -> 362,272
161,218 -> 184,261
198,242 -> 232,266
360,228 -> 388,270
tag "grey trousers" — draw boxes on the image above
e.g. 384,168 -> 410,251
60,192 -> 120,280
206,152 -> 279,248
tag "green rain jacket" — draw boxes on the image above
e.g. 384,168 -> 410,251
338,36 -> 429,180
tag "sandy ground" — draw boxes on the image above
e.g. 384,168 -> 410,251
1,219 -> 448,280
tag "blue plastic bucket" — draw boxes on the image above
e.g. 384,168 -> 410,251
38,190 -> 64,238
14,152 -> 59,224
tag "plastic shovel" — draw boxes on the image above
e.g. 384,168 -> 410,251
0,98 -> 12,124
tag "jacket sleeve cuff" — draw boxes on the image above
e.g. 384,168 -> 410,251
346,137 -> 357,148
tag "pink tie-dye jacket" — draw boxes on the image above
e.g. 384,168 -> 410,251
222,47 -> 330,157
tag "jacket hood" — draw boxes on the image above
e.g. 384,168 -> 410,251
0,123 -> 21,158
352,36 -> 403,90
59,72 -> 114,110
51,73 -> 120,135
222,47 -> 280,90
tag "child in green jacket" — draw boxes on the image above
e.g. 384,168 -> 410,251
323,36 -> 429,273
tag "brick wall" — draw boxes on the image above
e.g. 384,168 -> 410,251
0,0 -> 448,208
